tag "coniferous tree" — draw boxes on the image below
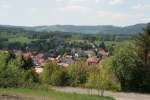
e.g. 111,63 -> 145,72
135,23 -> 150,92
136,23 -> 150,68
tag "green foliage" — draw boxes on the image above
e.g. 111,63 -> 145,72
41,62 -> 56,84
41,62 -> 68,86
86,58 -> 119,96
99,41 -> 106,50
0,51 -> 39,88
133,23 -> 150,92
22,57 -> 34,70
22,69 -> 40,88
112,43 -> 137,91
112,23 -> 150,92
68,62 -> 88,87
50,69 -> 63,86
0,52 -> 23,87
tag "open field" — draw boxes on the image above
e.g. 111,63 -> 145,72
0,88 -> 115,100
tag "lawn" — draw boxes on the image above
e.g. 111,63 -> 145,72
0,88 -> 115,100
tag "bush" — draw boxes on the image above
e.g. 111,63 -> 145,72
22,69 -> 40,88
50,69 -> 63,86
68,62 -> 88,87
0,51 -> 39,88
41,62 -> 57,84
41,62 -> 68,86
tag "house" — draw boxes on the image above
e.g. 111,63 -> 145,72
71,48 -> 82,59
22,52 -> 33,58
86,57 -> 99,64
33,53 -> 48,67
82,50 -> 95,57
97,49 -> 109,58
56,54 -> 74,67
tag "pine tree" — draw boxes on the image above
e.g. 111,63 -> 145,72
136,23 -> 150,68
135,23 -> 150,92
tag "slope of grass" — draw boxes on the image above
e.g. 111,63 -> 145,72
0,88 -> 115,100
8,36 -> 33,44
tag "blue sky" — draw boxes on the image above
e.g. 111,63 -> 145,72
0,0 -> 150,26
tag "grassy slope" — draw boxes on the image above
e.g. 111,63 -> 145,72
0,88 -> 115,100
8,36 -> 32,43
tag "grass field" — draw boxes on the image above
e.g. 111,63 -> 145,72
0,88 -> 115,100
8,36 -> 33,44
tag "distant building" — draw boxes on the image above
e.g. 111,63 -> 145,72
82,50 -> 95,58
97,49 -> 109,58
86,57 -> 99,64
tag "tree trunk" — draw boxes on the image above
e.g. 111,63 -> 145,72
98,89 -> 100,96
101,89 -> 104,96
90,88 -> 92,95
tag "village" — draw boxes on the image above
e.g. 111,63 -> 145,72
12,46 -> 110,73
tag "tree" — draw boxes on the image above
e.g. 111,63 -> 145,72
136,23 -> 150,69
22,57 -> 34,70
86,60 -> 112,96
96,60 -> 112,96
50,69 -> 63,86
112,43 -> 137,91
135,23 -> 150,92
0,51 -> 39,88
112,23 -> 150,92
41,62 -> 57,84
41,62 -> 68,86
23,69 -> 39,88
99,41 -> 106,50
85,65 -> 97,95
68,62 -> 88,86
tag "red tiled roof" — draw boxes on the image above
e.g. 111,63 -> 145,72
83,50 -> 94,54
98,50 -> 109,56
87,57 -> 98,63
37,53 -> 44,58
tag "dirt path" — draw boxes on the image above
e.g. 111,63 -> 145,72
53,87 -> 150,100
0,94 -> 51,100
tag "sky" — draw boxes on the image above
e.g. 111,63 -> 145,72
0,0 -> 150,26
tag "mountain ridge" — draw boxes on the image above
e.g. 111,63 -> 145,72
0,23 -> 148,34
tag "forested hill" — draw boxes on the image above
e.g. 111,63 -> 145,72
0,23 -> 147,34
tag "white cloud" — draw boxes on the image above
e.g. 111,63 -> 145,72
69,0 -> 86,2
109,0 -> 124,5
56,0 -> 63,2
0,4 -> 11,9
97,10 -> 145,20
30,8 -> 38,12
60,5 -> 91,12
95,0 -> 105,4
131,4 -> 150,12
95,0 -> 124,5
56,0 -> 86,3
56,0 -> 65,2
96,10 -> 150,25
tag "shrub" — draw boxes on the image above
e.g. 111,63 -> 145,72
41,62 -> 57,84
68,62 -> 88,87
41,62 -> 68,86
22,69 -> 40,88
0,51 -> 39,88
